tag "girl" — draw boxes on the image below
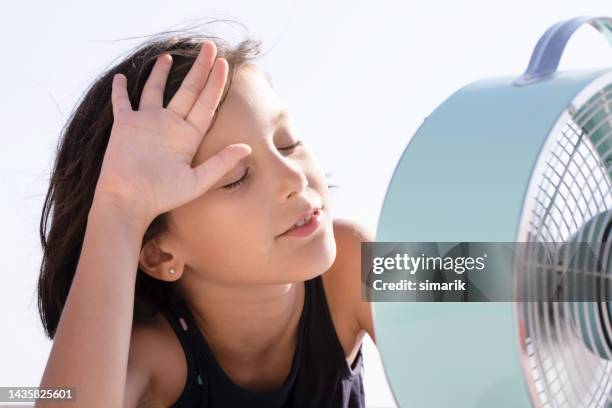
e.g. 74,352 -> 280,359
36,28 -> 376,407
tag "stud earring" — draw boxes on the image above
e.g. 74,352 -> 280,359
169,268 -> 176,275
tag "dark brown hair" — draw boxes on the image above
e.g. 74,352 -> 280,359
37,24 -> 264,339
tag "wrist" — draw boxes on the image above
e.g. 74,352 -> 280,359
89,191 -> 154,236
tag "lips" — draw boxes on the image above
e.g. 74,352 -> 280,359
281,206 -> 323,236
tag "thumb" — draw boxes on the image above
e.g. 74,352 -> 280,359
192,143 -> 252,197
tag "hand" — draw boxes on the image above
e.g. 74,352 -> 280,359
94,40 -> 251,225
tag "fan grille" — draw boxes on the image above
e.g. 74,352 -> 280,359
518,83 -> 612,407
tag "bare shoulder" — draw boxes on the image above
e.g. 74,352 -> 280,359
321,218 -> 377,359
124,312 -> 188,408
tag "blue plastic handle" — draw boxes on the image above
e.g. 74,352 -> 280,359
513,16 -> 612,86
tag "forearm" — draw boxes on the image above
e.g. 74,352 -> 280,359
37,195 -> 149,408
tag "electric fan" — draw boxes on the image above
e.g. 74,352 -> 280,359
373,16 -> 612,407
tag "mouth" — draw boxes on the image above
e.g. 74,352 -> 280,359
279,206 -> 323,238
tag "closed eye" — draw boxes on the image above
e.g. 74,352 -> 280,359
222,140 -> 303,190
222,167 -> 250,190
278,139 -> 303,152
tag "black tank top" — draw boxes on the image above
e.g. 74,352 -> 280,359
159,274 -> 365,407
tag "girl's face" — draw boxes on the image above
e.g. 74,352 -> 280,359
163,63 -> 337,287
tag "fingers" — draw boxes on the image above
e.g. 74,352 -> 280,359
139,54 -> 173,110
192,143 -> 252,197
167,40 -> 217,118
184,58 -> 228,134
111,74 -> 133,117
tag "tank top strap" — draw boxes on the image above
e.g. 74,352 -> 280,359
308,274 -> 365,379
159,299 -> 208,406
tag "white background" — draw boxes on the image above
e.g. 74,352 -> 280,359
2,1 -> 612,407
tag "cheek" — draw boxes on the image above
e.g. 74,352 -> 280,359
189,210 -> 272,266
196,212 -> 263,249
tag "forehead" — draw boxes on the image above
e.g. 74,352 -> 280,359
193,64 -> 284,162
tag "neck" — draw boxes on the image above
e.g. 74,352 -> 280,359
179,278 -> 306,366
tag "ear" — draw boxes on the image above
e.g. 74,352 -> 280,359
138,236 -> 185,282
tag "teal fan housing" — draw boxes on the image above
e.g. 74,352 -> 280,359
373,17 -> 612,408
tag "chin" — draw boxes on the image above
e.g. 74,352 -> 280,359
301,234 -> 337,282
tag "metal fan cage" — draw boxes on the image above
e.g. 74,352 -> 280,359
516,78 -> 612,408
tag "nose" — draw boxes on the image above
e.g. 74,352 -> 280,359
272,154 -> 308,203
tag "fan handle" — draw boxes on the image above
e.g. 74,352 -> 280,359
513,16 -> 612,86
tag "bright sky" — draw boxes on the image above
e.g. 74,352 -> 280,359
2,1 -> 612,407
